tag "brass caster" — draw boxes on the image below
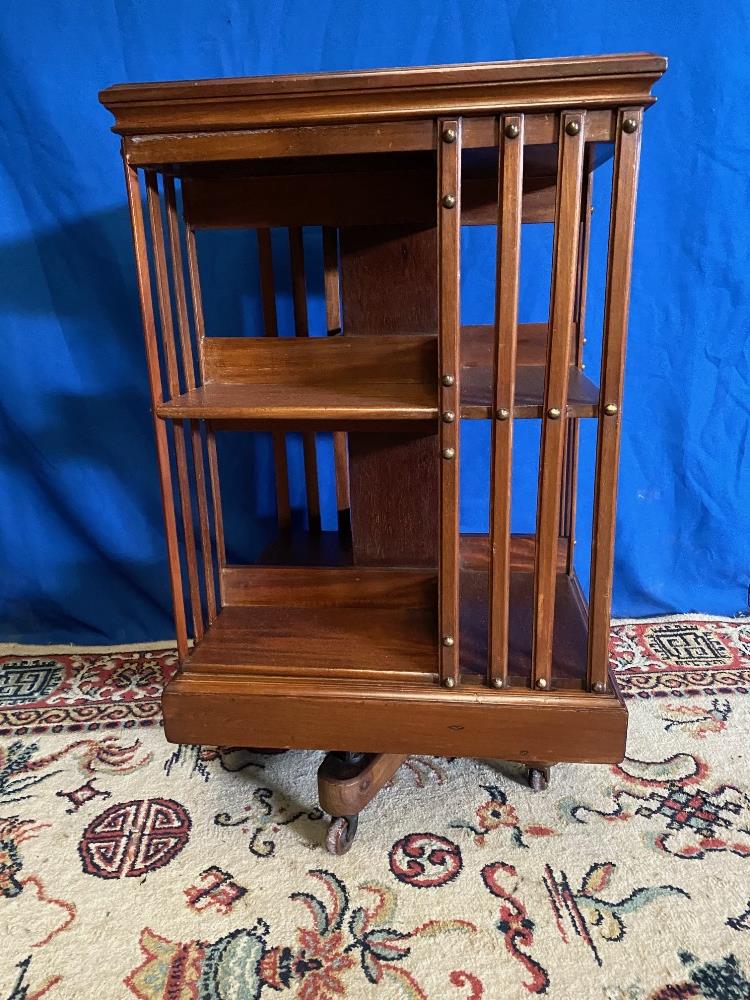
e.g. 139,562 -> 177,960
325,814 -> 359,855
527,767 -> 550,793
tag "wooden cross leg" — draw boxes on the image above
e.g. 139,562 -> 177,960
318,751 -> 409,854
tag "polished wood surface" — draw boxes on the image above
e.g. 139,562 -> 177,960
437,118 -> 462,685
123,162 -> 188,662
318,753 -> 409,817
257,227 -> 292,530
109,55 -> 665,813
163,674 -> 627,762
156,328 -> 599,424
101,53 -> 666,139
489,113 -> 524,688
532,112 -> 586,690
174,534 -> 587,689
341,224 -> 439,567
588,108 -> 644,693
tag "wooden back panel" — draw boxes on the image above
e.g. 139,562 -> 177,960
201,334 -> 436,384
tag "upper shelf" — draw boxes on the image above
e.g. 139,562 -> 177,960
155,328 -> 599,425
100,54 -> 667,140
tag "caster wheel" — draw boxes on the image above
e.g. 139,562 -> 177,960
325,814 -> 359,855
528,767 -> 549,792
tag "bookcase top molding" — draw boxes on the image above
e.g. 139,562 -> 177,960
100,52 -> 667,137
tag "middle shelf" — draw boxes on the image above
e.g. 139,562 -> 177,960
156,326 -> 598,425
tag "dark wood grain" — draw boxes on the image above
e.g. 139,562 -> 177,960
531,112 -> 586,690
123,162 -> 188,662
163,673 -> 627,762
109,55 -> 665,794
146,172 -> 204,643
322,226 -> 351,531
102,54 -> 666,140
489,113 -> 524,688
588,109 -> 643,694
438,118 -> 462,686
289,227 -> 321,532
164,176 -> 218,624
257,227 -> 292,530
340,224 -> 439,567
222,565 -> 435,608
185,226 -> 227,598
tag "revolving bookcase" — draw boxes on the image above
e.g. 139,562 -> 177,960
101,53 -> 666,853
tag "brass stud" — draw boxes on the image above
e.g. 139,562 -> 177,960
603,403 -> 618,416
442,447 -> 455,460
496,407 -> 510,421
442,126 -> 457,143
536,678 -> 548,689
565,120 -> 581,137
491,677 -> 503,689
442,193 -> 456,209
593,681 -> 607,693
504,121 -> 520,140
442,410 -> 456,423
444,677 -> 456,688
547,407 -> 561,420
441,373 -> 455,387
442,635 -> 454,647
622,117 -> 638,134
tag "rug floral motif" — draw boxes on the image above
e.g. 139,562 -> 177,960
1,617 -> 749,999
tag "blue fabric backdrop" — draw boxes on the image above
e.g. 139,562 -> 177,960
1,0 -> 748,643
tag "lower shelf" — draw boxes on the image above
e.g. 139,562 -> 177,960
165,532 -> 626,759
182,534 -> 589,688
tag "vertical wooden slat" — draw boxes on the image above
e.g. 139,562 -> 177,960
289,226 -> 321,533
257,228 -> 292,530
123,160 -> 188,662
164,176 -> 218,624
562,144 -> 595,575
531,112 -> 587,691
437,119 -> 462,687
488,114 -> 524,688
322,226 -> 351,535
588,109 -> 643,694
146,172 -> 204,643
185,227 -> 226,601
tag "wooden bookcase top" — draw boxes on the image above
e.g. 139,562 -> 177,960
100,53 -> 667,136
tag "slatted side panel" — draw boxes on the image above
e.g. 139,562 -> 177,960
256,228 -> 292,531
288,227 -> 322,533
531,112 -> 587,691
145,172 -> 205,644
184,223 -> 227,605
322,227 -> 352,537
437,119 -> 462,687
488,114 -> 524,689
123,163 -> 189,662
588,109 -> 644,694
164,176 -> 218,625
560,144 -> 595,574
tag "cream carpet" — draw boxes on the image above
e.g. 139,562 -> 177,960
1,616 -> 749,999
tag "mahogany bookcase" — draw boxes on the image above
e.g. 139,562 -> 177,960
101,53 -> 666,853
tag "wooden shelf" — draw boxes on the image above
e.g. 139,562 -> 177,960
460,326 -> 599,419
156,328 -> 598,425
181,533 -> 588,689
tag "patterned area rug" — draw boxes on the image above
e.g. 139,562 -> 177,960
2,617 -> 749,999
